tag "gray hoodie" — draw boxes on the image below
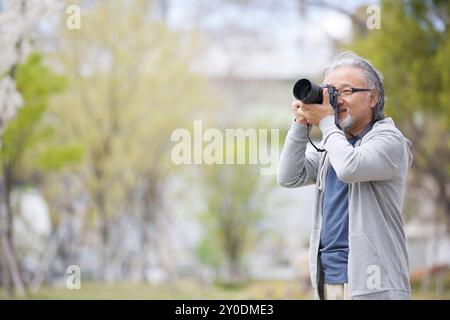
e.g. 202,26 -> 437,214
277,115 -> 412,300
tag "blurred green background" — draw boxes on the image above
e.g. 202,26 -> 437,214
0,0 -> 449,300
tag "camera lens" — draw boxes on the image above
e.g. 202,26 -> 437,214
293,78 -> 323,104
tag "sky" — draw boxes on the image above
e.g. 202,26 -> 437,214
165,0 -> 378,79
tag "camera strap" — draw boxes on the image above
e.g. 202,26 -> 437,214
308,95 -> 340,153
307,124 -> 326,153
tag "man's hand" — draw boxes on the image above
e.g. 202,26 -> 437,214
291,99 -> 308,125
301,88 -> 334,126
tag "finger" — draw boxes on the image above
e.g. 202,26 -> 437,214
301,103 -> 314,111
300,108 -> 311,120
291,99 -> 302,107
322,88 -> 330,105
291,99 -> 302,110
296,106 -> 305,117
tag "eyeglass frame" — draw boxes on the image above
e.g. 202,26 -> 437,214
323,85 -> 372,98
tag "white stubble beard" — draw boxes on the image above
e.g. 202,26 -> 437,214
338,111 -> 355,130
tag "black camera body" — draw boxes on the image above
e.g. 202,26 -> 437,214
292,78 -> 342,134
293,78 -> 338,109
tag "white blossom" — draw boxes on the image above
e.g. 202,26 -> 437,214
0,0 -> 63,134
0,75 -> 23,126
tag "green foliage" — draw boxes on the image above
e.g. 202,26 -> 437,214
350,4 -> 416,116
50,0 -> 213,234
15,54 -> 66,104
348,0 -> 450,151
349,0 -> 450,123
0,53 -> 83,179
196,232 -> 222,268
36,143 -> 85,171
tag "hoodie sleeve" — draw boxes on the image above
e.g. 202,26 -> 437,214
318,115 -> 406,183
277,120 -> 320,188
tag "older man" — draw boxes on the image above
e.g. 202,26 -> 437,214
277,52 -> 412,300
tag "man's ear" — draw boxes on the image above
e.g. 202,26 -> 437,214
369,90 -> 378,109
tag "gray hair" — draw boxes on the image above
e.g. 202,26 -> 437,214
323,51 -> 385,121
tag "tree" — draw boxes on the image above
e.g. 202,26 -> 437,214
0,0 -> 63,298
1,53 -> 68,240
196,134 -> 276,286
0,52 -> 82,297
51,0 -> 211,281
348,0 -> 450,231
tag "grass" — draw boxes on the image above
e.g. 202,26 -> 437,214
3,279 -> 310,300
1,279 -> 449,300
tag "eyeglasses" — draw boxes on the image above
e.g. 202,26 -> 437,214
333,87 -> 372,98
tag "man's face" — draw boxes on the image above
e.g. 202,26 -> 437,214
324,66 -> 377,132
